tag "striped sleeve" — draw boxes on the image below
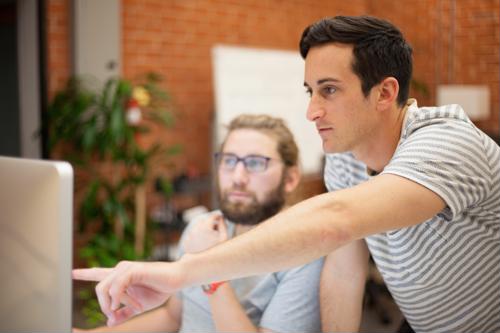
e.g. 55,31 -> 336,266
382,112 -> 492,220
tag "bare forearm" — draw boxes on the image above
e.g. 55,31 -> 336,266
320,241 -> 369,332
208,284 -> 258,333
321,278 -> 365,332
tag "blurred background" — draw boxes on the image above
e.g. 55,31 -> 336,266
1,0 -> 498,329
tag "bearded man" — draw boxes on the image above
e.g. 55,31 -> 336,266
77,114 -> 323,333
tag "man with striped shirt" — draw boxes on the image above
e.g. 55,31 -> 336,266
73,15 -> 499,333
301,17 -> 499,333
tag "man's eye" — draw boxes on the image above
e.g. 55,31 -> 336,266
323,86 -> 336,95
305,88 -> 312,97
246,159 -> 260,167
222,157 -> 236,166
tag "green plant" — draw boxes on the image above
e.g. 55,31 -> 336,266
46,73 -> 179,326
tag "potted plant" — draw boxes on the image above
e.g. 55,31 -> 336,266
45,72 -> 179,326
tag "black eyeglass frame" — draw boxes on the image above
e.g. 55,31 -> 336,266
214,152 -> 276,173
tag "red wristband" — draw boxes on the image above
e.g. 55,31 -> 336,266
201,281 -> 226,295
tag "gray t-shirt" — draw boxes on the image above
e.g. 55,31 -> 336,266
324,99 -> 500,333
177,211 -> 324,333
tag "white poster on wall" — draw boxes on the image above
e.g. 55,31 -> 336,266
212,45 -> 324,175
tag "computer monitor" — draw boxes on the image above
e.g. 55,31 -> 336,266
0,156 -> 73,332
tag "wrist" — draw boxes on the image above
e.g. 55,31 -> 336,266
177,253 -> 196,287
179,249 -> 228,288
201,281 -> 226,295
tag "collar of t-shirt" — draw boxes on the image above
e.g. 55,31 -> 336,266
365,98 -> 417,177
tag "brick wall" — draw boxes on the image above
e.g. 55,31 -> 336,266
371,0 -> 500,135
121,0 -> 367,177
45,0 -> 499,200
46,0 -> 71,101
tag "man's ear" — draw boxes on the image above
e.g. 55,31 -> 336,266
284,166 -> 301,194
376,77 -> 399,111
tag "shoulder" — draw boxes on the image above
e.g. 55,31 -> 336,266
384,102 -> 498,216
404,102 -> 476,138
399,102 -> 492,164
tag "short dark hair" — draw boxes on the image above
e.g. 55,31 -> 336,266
300,16 -> 413,106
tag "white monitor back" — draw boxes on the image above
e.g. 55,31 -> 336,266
0,156 -> 73,332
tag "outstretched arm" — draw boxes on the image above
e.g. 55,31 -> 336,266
181,174 -> 444,282
74,174 -> 445,323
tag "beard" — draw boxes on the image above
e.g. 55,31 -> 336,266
218,178 -> 286,226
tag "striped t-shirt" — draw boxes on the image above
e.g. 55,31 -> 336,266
324,99 -> 500,333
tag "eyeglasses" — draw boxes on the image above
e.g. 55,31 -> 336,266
215,153 -> 275,173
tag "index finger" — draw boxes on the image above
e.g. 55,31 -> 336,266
72,268 -> 112,281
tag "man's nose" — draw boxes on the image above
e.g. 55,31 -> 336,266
306,94 -> 326,122
231,161 -> 250,184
